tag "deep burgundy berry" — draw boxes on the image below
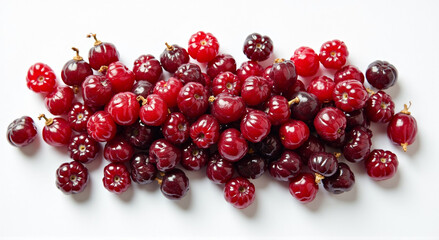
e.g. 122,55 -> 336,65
240,110 -> 271,143
290,46 -> 320,77
87,111 -> 117,142
160,43 -> 190,73
284,80 -> 306,100
212,72 -> 241,96
61,48 -> 93,88
68,103 -> 93,132
206,54 -> 237,79
236,153 -> 266,179
123,119 -> 156,149
333,79 -> 368,112
218,128 -> 248,162
322,162 -> 355,194
174,63 -> 205,85
131,80 -> 153,99
206,153 -> 235,184
334,65 -> 365,84
365,149 -> 398,181
44,86 -> 75,116
189,114 -> 220,149
160,168 -> 189,200
344,109 -> 369,130
319,39 -> 349,70
149,139 -> 181,171
269,59 -> 297,93
26,63 -> 57,94
343,126 -> 372,163
177,82 -> 209,119
279,120 -> 310,150
289,173 -> 318,203
289,91 -> 321,122
153,77 -> 183,108
307,76 -> 335,103
325,132 -> 347,149
68,133 -> 100,164
103,162 -> 131,194
269,150 -> 302,181
181,142 -> 209,171
236,61 -> 264,82
105,92 -> 140,126
104,136 -> 134,163
243,33 -> 273,62
56,161 -> 89,194
7,116 -> 38,147
188,31 -> 219,63
308,152 -> 339,177
296,135 -> 325,163
138,94 -> 168,126
366,60 -> 398,89
130,153 -> 157,184
87,33 -> 119,70
162,112 -> 190,145
314,107 -> 347,141
202,73 -> 212,92
210,93 -> 246,124
387,103 -> 417,152
106,61 -> 135,93
241,76 -> 271,106
39,114 -> 72,147
264,95 -> 290,126
82,75 -> 113,108
224,177 -> 256,209
132,54 -> 162,84
365,90 -> 395,123
255,134 -> 283,162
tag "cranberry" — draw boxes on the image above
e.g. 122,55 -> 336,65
264,95 -> 290,126
82,75 -> 113,108
343,126 -> 372,163
241,76 -> 271,106
87,111 -> 117,142
160,168 -> 189,200
366,60 -> 398,89
105,92 -> 140,126
61,47 -> 93,88
269,59 -> 297,93
206,153 -> 235,184
333,79 -> 368,112
68,103 -> 93,132
365,149 -> 398,181
7,116 -> 38,147
236,61 -> 264,82
181,142 -> 209,171
153,77 -> 183,108
26,62 -> 57,94
236,153 -> 266,179
284,80 -> 306,100
290,46 -> 320,77
106,61 -> 135,93
188,31 -> 219,62
149,139 -> 181,171
130,153 -> 157,184
307,76 -> 335,103
103,162 -> 131,194
322,162 -> 355,194
56,161 -> 89,194
243,33 -> 273,61
123,119 -> 156,149
308,152 -> 339,177
314,107 -> 347,141
255,134 -> 284,162
240,110 -> 271,143
319,39 -> 348,70
162,112 -> 190,145
269,150 -> 302,181
290,91 -> 321,122
218,128 -> 248,162
44,86 -> 75,115
38,114 -> 72,147
132,54 -> 162,84
224,177 -> 255,209
212,72 -> 241,96
138,94 -> 168,126
87,33 -> 119,70
344,109 -> 369,130
104,136 -> 134,163
68,133 -> 100,164
365,90 -> 395,123
296,135 -> 325,163
177,82 -> 209,119
334,65 -> 364,84
174,63 -> 204,85
387,103 -> 417,152
289,173 -> 318,203
279,120 -> 310,150
160,43 -> 189,73
206,54 -> 236,79
131,80 -> 153,99
189,114 -> 220,149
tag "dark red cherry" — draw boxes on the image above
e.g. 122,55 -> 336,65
289,91 -> 321,122
138,94 -> 168,126
82,75 -> 113,108
218,128 -> 248,162
243,33 -> 273,61
365,90 -> 395,123
177,82 -> 209,119
343,126 -> 372,163
283,80 -> 306,100
44,86 -> 75,115
160,43 -> 190,73
264,95 -> 291,126
206,54 -> 236,79
160,168 -> 189,200
269,150 -> 302,181
210,93 -> 246,124
269,59 -> 297,93
296,135 -> 325,163
334,65 -> 365,84
7,116 -> 38,147
130,153 -> 157,184
102,162 -> 131,194
307,76 -> 335,103
132,54 -> 162,84
387,103 -> 417,152
162,112 -> 190,145
236,153 -> 266,179
181,142 -> 209,171
206,153 -> 235,184
123,119 -> 156,149
211,72 -> 241,96
174,63 -> 204,85
105,92 -> 140,126
240,110 -> 271,143
241,76 -> 271,106
333,79 -> 368,112
189,114 -> 220,149
61,47 -> 93,88
104,136 -> 134,163
365,149 -> 398,181
314,107 -> 346,141
56,161 -> 89,194
87,33 -> 119,70
366,60 -> 398,90
255,134 -> 284,162
224,177 -> 256,209
236,61 -> 264,82
344,108 -> 370,130
149,139 -> 181,171
289,173 -> 318,203
38,114 -> 72,147
106,61 -> 135,93
308,152 -> 339,177
131,80 -> 153,99
68,133 -> 100,164
322,162 -> 355,194
153,77 -> 183,108
68,103 -> 93,133
279,120 -> 310,150
87,111 -> 117,142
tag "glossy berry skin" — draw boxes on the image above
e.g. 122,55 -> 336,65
160,43 -> 189,73
153,77 -> 183,108
106,61 -> 135,93
345,109 -> 369,130
319,39 -> 349,70
206,54 -> 237,79
224,177 -> 255,209
334,65 -> 365,84
307,76 -> 335,103
264,95 -> 290,126
241,76 -> 271,106
366,60 -> 398,89
289,173 -> 318,203
56,161 -> 88,194
236,61 -> 264,82
104,136 -> 134,163
365,91 -> 395,123
188,31 -> 219,63
284,80 -> 306,100
290,91 -> 321,122
139,94 -> 168,126
190,114 -> 220,149
68,103 -> 93,132
181,142 -> 209,171
68,133 -> 100,164
269,59 -> 297,93
87,37 -> 119,70
243,33 -> 273,62
308,152 -> 339,177
212,72 -> 241,96
255,134 -> 283,162
44,86 -> 75,115
218,128 -> 248,162
160,168 -> 189,200
236,154 -> 266,179
41,117 -> 72,147
123,120 -> 156,149
87,111 -> 117,142
387,105 -> 417,152
103,163 -> 131,194
162,112 -> 190,145
106,92 -> 140,126
343,126 -> 373,163
132,80 -> 153,99
82,75 -> 113,108
132,54 -> 162,84
296,135 -> 325,164
177,82 -> 209,119
61,54 -> 93,87
314,107 -> 347,141
26,63 -> 57,94
269,151 -> 302,181
7,116 -> 38,147
333,79 -> 368,112
290,46 -> 320,77
130,153 -> 157,184
240,110 -> 271,143
279,120 -> 310,150
174,63 -> 205,85
149,139 -> 181,171
211,93 -> 246,124
322,162 -> 355,194
365,149 -> 398,181
206,153 -> 235,184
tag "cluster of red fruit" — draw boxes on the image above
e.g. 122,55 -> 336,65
7,32 -> 418,209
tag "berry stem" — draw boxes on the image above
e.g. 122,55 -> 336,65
208,96 -> 215,103
165,42 -> 174,51
38,114 -> 53,126
155,172 -> 165,185
71,47 -> 83,61
98,66 -> 108,73
315,173 -> 325,184
274,58 -> 285,63
401,102 -> 412,115
86,33 -> 102,46
366,88 -> 375,95
333,152 -> 342,158
288,97 -> 300,106
401,143 -> 408,152
136,96 -> 148,106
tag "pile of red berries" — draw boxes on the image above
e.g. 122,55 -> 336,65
7,32 -> 418,209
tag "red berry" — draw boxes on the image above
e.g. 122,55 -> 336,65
269,150 -> 302,181
296,135 -> 325,162
279,120 -> 310,150
218,128 -> 248,162
365,90 -> 395,123
68,103 -> 93,132
206,54 -> 236,79
87,111 -> 117,142
61,48 -> 93,87
322,162 -> 355,194
290,46 -> 320,77
366,60 -> 398,90
162,112 -> 190,145
334,65 -> 364,84
235,153 -> 266,179
56,161 -> 89,194
130,153 -> 157,184
153,77 -> 183,108
105,92 -> 140,126
132,54 -> 162,84
212,72 -> 241,96
188,31 -> 219,63
240,110 -> 271,143
319,39 -> 349,70
387,103 -> 417,152
224,177 -> 256,209
181,142 -> 209,171
68,133 -> 100,164
308,152 -> 339,177
365,149 -> 398,181
26,63 -> 57,94
289,173 -> 318,203
82,75 -> 113,108
243,33 -> 273,62
174,63 -> 205,86
104,136 -> 134,163
206,153 -> 235,184
38,114 -> 72,147
236,61 -> 264,82
189,114 -> 220,149
149,139 -> 181,171
210,93 -> 246,124
241,76 -> 271,106
132,80 -> 153,99
289,91 -> 321,122
103,162 -> 131,194
177,82 -> 209,119
160,168 -> 189,200
138,94 -> 169,126
7,116 -> 38,147
269,59 -> 297,93
345,109 -> 370,130
333,79 -> 368,112
123,119 -> 156,149
264,95 -> 291,126
87,33 -> 119,70
106,61 -> 135,93
307,76 -> 335,103
314,107 -> 347,141
160,43 -> 189,73
343,126 -> 372,163
283,80 -> 306,100
254,134 -> 284,161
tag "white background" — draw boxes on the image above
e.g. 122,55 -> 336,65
1,0 -> 438,239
